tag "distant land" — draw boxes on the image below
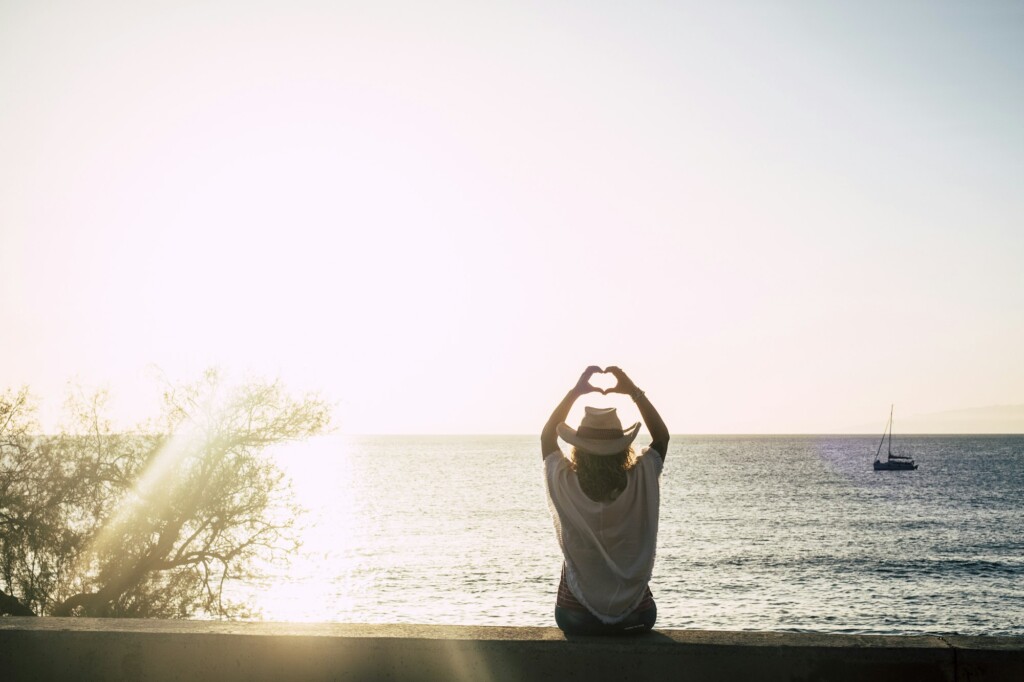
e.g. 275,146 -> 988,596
842,405 -> 1024,434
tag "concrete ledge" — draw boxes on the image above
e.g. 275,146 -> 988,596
1,618 -> 1022,681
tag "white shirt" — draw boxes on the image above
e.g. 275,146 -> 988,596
544,447 -> 663,623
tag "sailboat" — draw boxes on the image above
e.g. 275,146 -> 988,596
873,405 -> 917,470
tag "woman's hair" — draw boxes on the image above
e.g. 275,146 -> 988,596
570,446 -> 636,502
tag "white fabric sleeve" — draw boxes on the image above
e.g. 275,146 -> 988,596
639,445 -> 664,477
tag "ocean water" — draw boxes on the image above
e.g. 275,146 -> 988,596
240,435 -> 1024,635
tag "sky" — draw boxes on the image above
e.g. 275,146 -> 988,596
1,1 -> 1022,434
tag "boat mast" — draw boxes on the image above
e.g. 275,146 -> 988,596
875,407 -> 891,461
888,405 -> 893,457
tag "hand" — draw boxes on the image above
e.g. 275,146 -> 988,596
573,366 -> 604,396
602,366 -> 639,396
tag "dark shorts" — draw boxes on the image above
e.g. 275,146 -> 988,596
555,602 -> 657,636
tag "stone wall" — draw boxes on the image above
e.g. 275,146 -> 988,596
2,618 -> 1022,681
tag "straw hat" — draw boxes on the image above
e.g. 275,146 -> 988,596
557,407 -> 640,456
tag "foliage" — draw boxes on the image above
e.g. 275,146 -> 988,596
0,371 -> 330,618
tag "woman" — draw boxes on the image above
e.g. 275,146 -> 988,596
541,366 -> 670,635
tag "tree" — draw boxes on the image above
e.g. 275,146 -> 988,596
0,370 -> 330,618
0,386 -> 43,616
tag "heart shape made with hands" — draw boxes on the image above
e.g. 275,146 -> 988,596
587,370 -> 619,394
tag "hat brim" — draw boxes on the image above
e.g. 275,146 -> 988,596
556,421 -> 641,456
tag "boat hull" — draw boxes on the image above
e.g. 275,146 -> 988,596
873,460 -> 917,471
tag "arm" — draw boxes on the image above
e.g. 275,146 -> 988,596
605,366 -> 670,459
541,366 -> 603,459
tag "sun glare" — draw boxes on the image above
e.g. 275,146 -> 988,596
244,435 -> 366,621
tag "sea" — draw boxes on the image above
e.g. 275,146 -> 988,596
234,435 -> 1024,636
